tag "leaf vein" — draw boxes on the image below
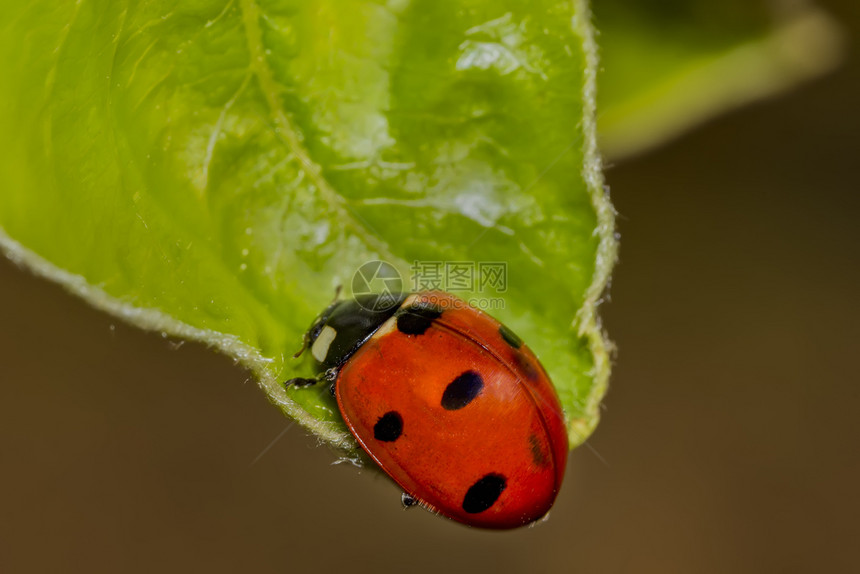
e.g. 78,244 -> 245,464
237,0 -> 402,267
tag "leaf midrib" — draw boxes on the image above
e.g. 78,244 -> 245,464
238,0 -> 402,268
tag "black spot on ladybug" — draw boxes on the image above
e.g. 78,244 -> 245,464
373,411 -> 403,442
396,303 -> 443,335
462,473 -> 507,514
499,324 -> 523,349
529,434 -> 549,467
514,352 -> 540,382
441,370 -> 484,410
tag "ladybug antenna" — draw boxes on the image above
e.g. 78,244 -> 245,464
293,286 -> 343,359
292,330 -> 311,358
292,322 -> 317,360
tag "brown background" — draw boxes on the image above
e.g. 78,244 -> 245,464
1,3 -> 858,572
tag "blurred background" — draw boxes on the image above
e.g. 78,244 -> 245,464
1,1 -> 858,572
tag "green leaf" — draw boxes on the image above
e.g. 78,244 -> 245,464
596,1 -> 844,160
0,0 -> 615,451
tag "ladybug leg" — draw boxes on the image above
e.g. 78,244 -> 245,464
284,366 -> 339,396
322,367 -> 339,397
284,377 -> 321,388
401,493 -> 419,510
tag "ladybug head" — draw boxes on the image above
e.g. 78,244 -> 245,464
303,293 -> 408,373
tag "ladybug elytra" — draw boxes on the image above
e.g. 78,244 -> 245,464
288,291 -> 568,529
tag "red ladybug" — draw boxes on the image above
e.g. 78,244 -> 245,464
288,291 -> 568,529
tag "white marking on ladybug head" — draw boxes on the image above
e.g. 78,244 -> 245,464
312,325 -> 337,363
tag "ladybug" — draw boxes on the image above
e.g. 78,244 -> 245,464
287,291 -> 568,529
